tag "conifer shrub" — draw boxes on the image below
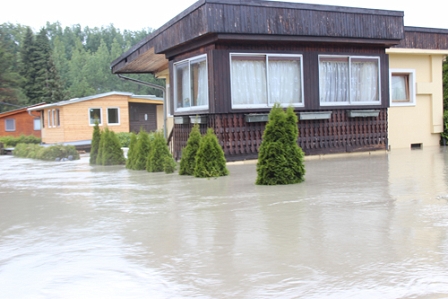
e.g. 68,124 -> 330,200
179,123 -> 202,175
90,121 -> 101,165
163,155 -> 177,174
96,128 -> 125,165
256,104 -> 305,185
126,132 -> 138,169
116,132 -> 132,147
146,132 -> 174,172
133,129 -> 152,170
194,128 -> 228,178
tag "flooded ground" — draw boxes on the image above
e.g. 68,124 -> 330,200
1,147 -> 448,299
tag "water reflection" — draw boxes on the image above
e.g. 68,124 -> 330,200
1,148 -> 448,298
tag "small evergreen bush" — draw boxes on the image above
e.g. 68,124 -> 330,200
179,123 -> 202,175
126,132 -> 138,169
194,128 -> 228,178
256,104 -> 305,185
96,128 -> 125,165
146,132 -> 174,172
116,132 -> 132,147
133,129 -> 152,170
163,155 -> 177,174
13,143 -> 79,161
90,121 -> 101,165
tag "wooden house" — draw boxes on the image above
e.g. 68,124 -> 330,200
110,0 -> 448,160
27,92 -> 163,144
0,104 -> 43,138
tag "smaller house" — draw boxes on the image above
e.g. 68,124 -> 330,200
0,103 -> 43,138
27,92 -> 163,145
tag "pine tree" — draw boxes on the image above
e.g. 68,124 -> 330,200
96,128 -> 125,165
194,128 -> 228,178
133,129 -> 151,170
126,132 -> 138,169
0,40 -> 24,112
256,104 -> 305,185
146,132 -> 173,172
89,121 -> 101,165
179,123 -> 202,175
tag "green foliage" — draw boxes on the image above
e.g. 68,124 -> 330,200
441,110 -> 448,145
0,135 -> 41,147
116,132 -> 132,147
96,128 -> 125,165
133,129 -> 152,170
256,104 -> 305,185
126,132 -> 138,169
163,155 -> 177,174
194,128 -> 228,178
146,131 -> 173,172
89,121 -> 101,165
13,143 -> 79,161
443,58 -> 448,110
179,123 -> 202,175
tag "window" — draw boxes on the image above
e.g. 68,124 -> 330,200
319,55 -> 381,105
89,108 -> 102,125
48,110 -> 52,127
390,69 -> 415,106
5,119 -> 15,131
47,109 -> 60,127
34,118 -> 41,130
107,108 -> 120,125
174,54 -> 208,112
230,53 -> 304,108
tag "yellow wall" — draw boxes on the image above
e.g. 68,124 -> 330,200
387,50 -> 447,149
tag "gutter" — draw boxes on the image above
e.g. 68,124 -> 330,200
116,74 -> 168,138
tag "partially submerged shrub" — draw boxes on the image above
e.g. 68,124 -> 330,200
179,123 -> 202,175
0,135 -> 41,147
90,121 -> 101,165
256,104 -> 305,185
116,132 -> 132,147
96,128 -> 125,165
133,129 -> 152,170
146,131 -> 174,172
194,128 -> 228,178
126,132 -> 138,169
163,155 -> 177,174
13,143 -> 79,161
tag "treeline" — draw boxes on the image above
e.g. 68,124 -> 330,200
0,22 -> 163,113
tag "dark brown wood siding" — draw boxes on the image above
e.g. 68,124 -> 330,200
393,27 -> 448,49
129,103 -> 158,133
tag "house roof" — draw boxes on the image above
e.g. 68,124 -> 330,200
0,103 -> 45,118
110,0 -> 404,75
27,92 -> 163,111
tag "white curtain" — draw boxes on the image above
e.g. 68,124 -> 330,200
181,65 -> 190,108
268,59 -> 301,105
350,61 -> 378,102
319,61 -> 349,103
231,59 -> 267,105
391,75 -> 407,101
194,60 -> 207,106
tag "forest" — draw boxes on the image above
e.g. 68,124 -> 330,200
0,22 -> 163,113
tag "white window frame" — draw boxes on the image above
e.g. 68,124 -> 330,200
318,55 -> 381,106
5,119 -> 15,131
107,107 -> 120,125
89,108 -> 102,126
173,54 -> 209,112
230,53 -> 305,109
389,69 -> 416,107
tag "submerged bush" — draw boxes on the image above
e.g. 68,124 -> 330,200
146,132 -> 174,172
194,128 -> 228,178
96,128 -> 125,166
0,135 -> 41,147
256,104 -> 305,185
126,132 -> 138,169
179,123 -> 201,176
90,121 -> 101,165
116,132 -> 132,147
13,143 -> 80,161
133,129 -> 152,170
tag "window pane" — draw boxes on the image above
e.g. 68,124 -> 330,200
350,59 -> 379,103
5,119 -> 15,131
190,59 -> 207,107
319,58 -> 349,103
54,109 -> 60,126
108,108 -> 119,124
268,57 -> 302,105
231,56 -> 267,106
48,110 -> 52,127
34,118 -> 41,130
89,108 -> 101,125
175,62 -> 190,109
391,74 -> 409,102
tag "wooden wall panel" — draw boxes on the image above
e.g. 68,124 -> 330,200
0,111 -> 41,138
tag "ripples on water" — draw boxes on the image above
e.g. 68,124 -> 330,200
1,148 -> 448,298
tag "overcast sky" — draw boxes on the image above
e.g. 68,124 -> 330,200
1,0 -> 447,32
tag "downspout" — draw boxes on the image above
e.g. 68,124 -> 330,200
117,74 -> 168,138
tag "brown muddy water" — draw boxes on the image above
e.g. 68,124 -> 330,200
1,148 -> 448,299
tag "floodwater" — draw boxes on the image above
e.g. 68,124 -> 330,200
1,148 -> 448,299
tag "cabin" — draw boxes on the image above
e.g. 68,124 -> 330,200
27,92 -> 163,145
110,0 -> 448,160
0,103 -> 43,138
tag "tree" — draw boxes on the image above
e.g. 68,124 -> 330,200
146,131 -> 174,172
89,121 -> 101,165
256,104 -> 305,185
0,40 -> 25,112
179,123 -> 202,175
96,128 -> 125,165
133,129 -> 151,170
126,132 -> 138,169
194,128 -> 228,178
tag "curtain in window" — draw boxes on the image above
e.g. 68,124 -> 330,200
268,59 -> 301,105
351,61 -> 379,102
181,65 -> 190,108
192,60 -> 207,107
319,60 -> 349,103
391,75 -> 407,101
231,59 -> 267,105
